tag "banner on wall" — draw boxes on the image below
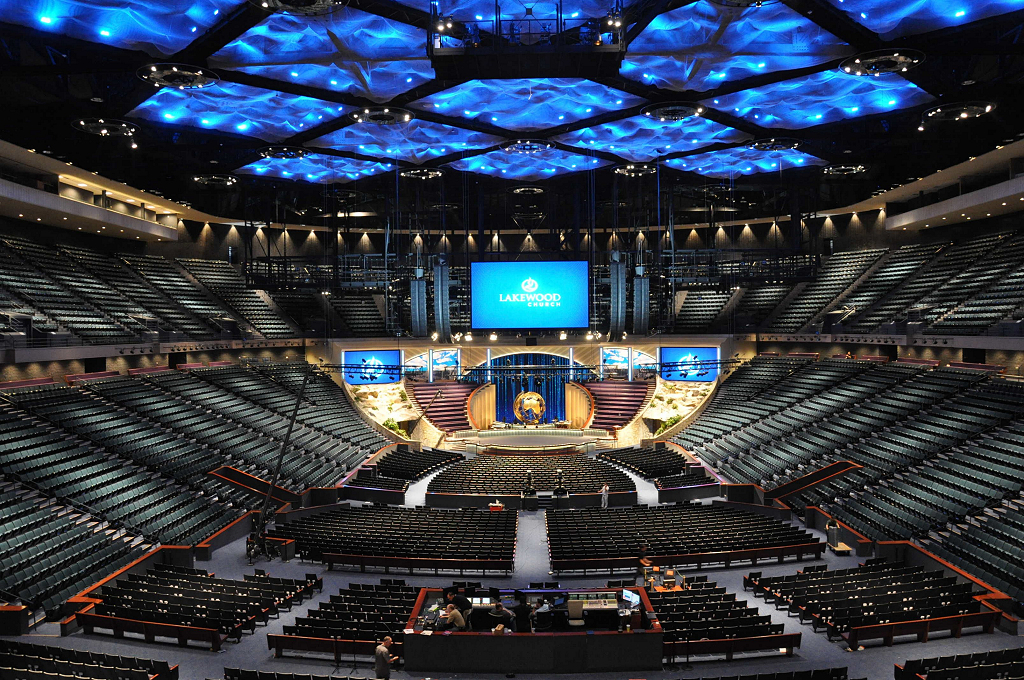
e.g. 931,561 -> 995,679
471,260 -> 590,330
660,347 -> 720,382
342,350 -> 402,384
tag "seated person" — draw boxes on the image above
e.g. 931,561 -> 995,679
446,589 -> 474,628
512,599 -> 534,633
489,602 -> 516,632
440,604 -> 467,631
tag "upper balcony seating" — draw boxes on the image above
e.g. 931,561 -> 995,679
62,245 -> 217,339
585,380 -> 652,431
768,249 -> 885,332
267,506 -> 517,565
546,504 -> 819,564
0,639 -> 175,680
0,401 -> 239,547
722,284 -> 792,331
178,259 -> 296,339
927,251 -> 1024,334
427,452 -> 634,494
597,445 -> 690,479
268,291 -> 326,335
673,289 -> 732,333
0,482 -> 146,614
328,293 -> 386,337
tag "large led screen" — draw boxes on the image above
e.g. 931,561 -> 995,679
471,261 -> 589,330
660,347 -> 720,382
342,350 -> 402,384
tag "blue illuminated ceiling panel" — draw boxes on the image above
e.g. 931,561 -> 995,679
209,7 -> 434,102
622,0 -> 851,92
826,0 -> 1024,39
554,115 -> 751,162
703,71 -> 935,129
308,120 -> 504,164
129,82 -> 349,142
0,0 -> 242,56
446,148 -> 611,180
665,147 -> 826,178
237,153 -> 392,183
409,79 -> 645,132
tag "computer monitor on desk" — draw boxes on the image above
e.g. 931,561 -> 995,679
621,589 -> 640,607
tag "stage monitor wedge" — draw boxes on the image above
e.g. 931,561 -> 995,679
471,260 -> 590,330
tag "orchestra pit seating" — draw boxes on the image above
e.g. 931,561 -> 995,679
897,647 -> 1024,680
597,445 -> 690,478
720,284 -> 792,331
81,564 -> 315,650
266,506 -> 516,572
0,480 -> 146,614
427,452 -> 633,494
819,243 -> 943,330
745,561 -> 993,648
584,380 -> 653,430
282,580 -> 418,644
178,259 -> 296,339
328,293 -> 386,337
373,447 -> 463,480
408,381 -> 476,432
679,670 -> 857,680
847,232 -> 1008,332
768,249 -> 886,332
649,576 -> 781,642
673,289 -> 733,332
0,401 -> 239,547
0,639 -> 176,680
546,504 -> 821,571
925,501 -> 1024,607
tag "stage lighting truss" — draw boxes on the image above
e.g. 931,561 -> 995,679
350,107 -> 414,125
192,174 -> 239,187
258,145 -> 310,159
641,103 -> 705,122
747,137 -> 801,151
138,63 -> 219,90
400,168 -> 444,180
510,185 -> 545,195
503,140 -> 553,154
613,163 -> 657,177
840,49 -> 924,77
250,0 -> 348,15
72,118 -> 138,138
823,164 -> 867,176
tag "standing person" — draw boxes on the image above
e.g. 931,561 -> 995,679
446,589 -> 474,630
600,482 -> 610,509
375,636 -> 398,680
636,542 -> 652,585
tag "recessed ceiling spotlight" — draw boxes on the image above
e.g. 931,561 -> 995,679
192,174 -> 239,187
823,164 -> 867,175
613,163 -> 657,177
350,107 -> 413,125
503,140 -> 552,154
748,137 -> 801,151
400,168 -> 443,180
71,118 -> 138,138
839,49 -> 925,77
138,63 -> 219,90
250,0 -> 347,14
640,102 -> 704,122
257,146 -> 310,160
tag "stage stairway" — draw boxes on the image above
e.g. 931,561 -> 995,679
408,381 -> 478,433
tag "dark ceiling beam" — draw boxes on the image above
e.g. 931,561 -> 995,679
344,0 -> 434,30
407,108 -> 515,137
303,145 -> 418,167
697,57 -> 847,100
623,0 -> 698,46
418,142 -> 507,169
389,79 -> 466,107
216,68 -> 379,108
778,0 -> 882,49
173,3 -> 270,64
547,139 -> 628,165
537,103 -> 647,137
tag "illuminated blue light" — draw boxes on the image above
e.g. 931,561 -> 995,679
409,79 -> 644,131
237,153 -> 391,184
825,0 -> 1024,38
7,0 -> 243,56
309,119 -> 501,164
129,82 -> 349,142
664,147 -> 826,178
701,70 -> 934,129
447,148 -> 612,180
554,115 -> 750,162
210,6 -> 434,102
622,0 -> 851,92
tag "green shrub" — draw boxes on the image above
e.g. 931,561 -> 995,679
655,414 -> 682,436
382,417 -> 408,438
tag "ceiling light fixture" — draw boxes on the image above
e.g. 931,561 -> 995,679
613,163 -> 657,177
251,0 -> 347,14
748,137 -> 801,151
192,174 -> 239,187
503,140 -> 552,154
920,101 -> 995,130
138,63 -> 219,90
258,145 -> 310,159
351,107 -> 413,125
823,164 -> 867,175
839,49 -> 925,77
72,118 -> 138,138
510,185 -> 545,195
640,102 -> 704,122
400,168 -> 443,180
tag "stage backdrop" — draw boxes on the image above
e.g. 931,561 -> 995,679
489,352 -> 586,424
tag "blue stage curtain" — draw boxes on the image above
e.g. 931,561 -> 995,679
491,353 -> 583,424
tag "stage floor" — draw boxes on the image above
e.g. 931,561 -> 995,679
450,427 -> 611,451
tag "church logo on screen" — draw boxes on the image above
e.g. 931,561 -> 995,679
499,277 -> 561,307
521,277 -> 538,293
